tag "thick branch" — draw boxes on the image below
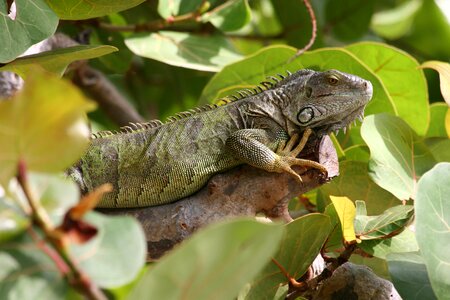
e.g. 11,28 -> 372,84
100,135 -> 339,260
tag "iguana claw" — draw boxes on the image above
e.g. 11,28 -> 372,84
275,128 -> 328,182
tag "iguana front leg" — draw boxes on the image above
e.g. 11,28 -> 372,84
226,128 -> 327,182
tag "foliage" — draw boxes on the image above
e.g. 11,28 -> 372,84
0,0 -> 449,299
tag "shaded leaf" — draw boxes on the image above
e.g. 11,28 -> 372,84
330,196 -> 357,243
349,255 -> 390,280
125,31 -> 242,72
415,163 -> 450,299
323,204 -> 344,253
0,70 -> 96,185
202,0 -> 251,32
0,45 -> 118,78
343,144 -> 370,162
346,42 -> 429,135
358,228 -> 418,259
46,0 -> 145,20
370,0 -> 422,40
425,138 -> 450,163
361,114 -> 436,200
426,103 -> 449,138
0,233 -> 67,299
246,214 -> 331,300
317,161 -> 399,215
28,173 -> 79,225
387,252 -> 437,300
157,0 -> 203,19
324,0 -> 375,41
354,205 -> 414,240
420,60 -> 450,105
0,0 -> 58,63
129,219 -> 283,300
0,197 -> 29,242
69,212 -> 146,288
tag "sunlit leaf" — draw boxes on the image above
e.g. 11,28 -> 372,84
0,70 -> 96,185
0,45 -> 118,78
69,212 -> 146,288
157,0 -> 203,19
329,196 -> 357,243
46,0 -> 145,20
387,252 -> 437,300
129,219 -> 283,300
202,0 -> 251,32
125,31 -> 242,72
426,103 -> 449,138
361,114 -> 436,200
0,0 -> 58,63
420,60 -> 450,105
415,163 -> 450,299
346,42 -> 429,135
355,205 -> 414,240
246,214 -> 332,300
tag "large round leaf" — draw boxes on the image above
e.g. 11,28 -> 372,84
0,0 -> 58,63
129,219 -> 284,300
415,163 -> 450,299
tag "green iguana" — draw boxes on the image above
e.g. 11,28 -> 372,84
69,69 -> 373,208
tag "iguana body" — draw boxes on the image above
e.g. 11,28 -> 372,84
69,69 -> 372,208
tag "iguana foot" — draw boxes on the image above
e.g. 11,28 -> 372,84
275,129 -> 328,182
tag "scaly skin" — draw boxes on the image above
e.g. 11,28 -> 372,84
68,69 -> 373,208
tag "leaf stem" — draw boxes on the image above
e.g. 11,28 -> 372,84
17,160 -> 106,300
290,0 -> 317,61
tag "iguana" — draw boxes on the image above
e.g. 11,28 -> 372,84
69,69 -> 373,208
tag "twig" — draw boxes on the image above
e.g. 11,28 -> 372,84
289,0 -> 317,62
17,160 -> 106,300
98,0 -> 208,33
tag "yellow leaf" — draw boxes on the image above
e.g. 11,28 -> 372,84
329,196 -> 357,243
0,69 -> 96,186
420,61 -> 450,105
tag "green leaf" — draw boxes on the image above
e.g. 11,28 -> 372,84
157,0 -> 203,19
343,144 -> 370,162
346,42 -> 429,136
317,161 -> 399,215
349,255 -> 390,279
415,163 -> 450,299
361,114 -> 436,200
324,0 -> 375,41
387,252 -> 437,300
0,233 -> 68,299
129,219 -> 283,300
125,31 -> 242,72
0,197 -> 29,243
69,212 -> 146,288
246,214 -> 332,300
0,70 -> 96,186
200,45 -> 394,119
329,196 -> 356,243
323,204 -> 344,253
420,60 -> 450,105
28,173 -> 79,225
355,205 -> 414,240
370,0 -> 422,40
425,138 -> 450,163
359,228 -> 418,259
0,0 -> 58,63
202,0 -> 251,32
426,103 -> 449,138
46,0 -> 145,20
0,45 -> 118,78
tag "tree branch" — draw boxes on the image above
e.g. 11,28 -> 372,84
99,135 -> 339,260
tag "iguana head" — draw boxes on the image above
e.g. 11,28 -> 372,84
279,69 -> 373,136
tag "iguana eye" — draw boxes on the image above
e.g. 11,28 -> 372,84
327,75 -> 339,85
297,107 -> 314,124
